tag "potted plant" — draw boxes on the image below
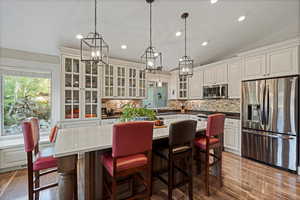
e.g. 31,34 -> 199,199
120,104 -> 157,122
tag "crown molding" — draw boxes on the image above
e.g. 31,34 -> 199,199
59,47 -> 144,68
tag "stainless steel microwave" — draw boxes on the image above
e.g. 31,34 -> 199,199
203,84 -> 228,99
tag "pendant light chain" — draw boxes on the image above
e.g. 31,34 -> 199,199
94,0 -> 97,34
150,2 -> 152,47
184,16 -> 187,57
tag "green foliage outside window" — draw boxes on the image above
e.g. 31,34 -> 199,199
3,75 -> 51,136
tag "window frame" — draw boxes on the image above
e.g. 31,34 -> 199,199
0,70 -> 53,139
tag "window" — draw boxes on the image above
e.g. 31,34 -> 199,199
1,75 -> 51,136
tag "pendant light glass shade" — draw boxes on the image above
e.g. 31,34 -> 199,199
141,0 -> 163,72
179,55 -> 193,77
179,12 -> 193,77
80,0 -> 109,65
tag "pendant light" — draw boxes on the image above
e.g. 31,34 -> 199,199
141,0 -> 163,73
179,12 -> 193,77
80,0 -> 109,65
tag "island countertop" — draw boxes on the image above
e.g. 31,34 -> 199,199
101,110 -> 240,120
54,118 -> 207,158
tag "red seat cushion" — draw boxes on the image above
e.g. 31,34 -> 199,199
101,153 -> 148,176
33,147 -> 57,171
194,137 -> 220,149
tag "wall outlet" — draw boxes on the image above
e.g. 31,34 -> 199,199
297,166 -> 300,175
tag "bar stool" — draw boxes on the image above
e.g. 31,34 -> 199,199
153,120 -> 197,200
22,118 -> 58,200
49,125 -> 58,143
194,114 -> 225,196
101,121 -> 154,200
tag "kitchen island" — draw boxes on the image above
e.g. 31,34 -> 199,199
54,118 -> 206,200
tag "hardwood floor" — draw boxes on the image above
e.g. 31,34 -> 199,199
1,152 -> 300,200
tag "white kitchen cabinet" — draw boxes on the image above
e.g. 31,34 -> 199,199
128,67 -> 137,98
203,67 -> 216,85
215,63 -> 228,84
228,60 -> 242,98
203,64 -> 228,85
168,71 -> 178,100
224,118 -> 241,155
189,70 -> 203,99
116,66 -> 126,97
267,47 -> 299,77
178,76 -> 188,99
61,55 -> 101,121
138,70 -> 146,98
103,64 -> 115,98
242,45 -> 299,80
243,54 -> 266,80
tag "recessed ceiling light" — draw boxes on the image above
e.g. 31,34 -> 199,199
238,15 -> 246,22
76,34 -> 83,40
210,0 -> 218,4
121,45 -> 127,49
202,41 -> 208,46
175,31 -> 182,37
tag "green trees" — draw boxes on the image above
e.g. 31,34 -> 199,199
3,76 -> 51,135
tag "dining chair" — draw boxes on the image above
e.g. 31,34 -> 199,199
22,118 -> 58,200
152,120 -> 197,200
194,114 -> 225,196
101,121 -> 154,200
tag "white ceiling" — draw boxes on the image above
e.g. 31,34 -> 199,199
0,0 -> 299,70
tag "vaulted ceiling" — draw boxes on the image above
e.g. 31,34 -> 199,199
0,0 -> 299,70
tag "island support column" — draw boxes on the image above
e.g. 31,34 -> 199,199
57,155 -> 78,200
85,151 -> 104,200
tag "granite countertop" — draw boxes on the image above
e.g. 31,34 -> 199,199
102,109 -> 240,120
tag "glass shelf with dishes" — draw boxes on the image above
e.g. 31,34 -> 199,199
61,55 -> 101,121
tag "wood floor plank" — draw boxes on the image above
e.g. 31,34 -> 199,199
0,152 -> 299,200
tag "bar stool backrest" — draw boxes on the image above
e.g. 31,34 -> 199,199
206,114 -> 225,137
22,118 -> 40,155
49,125 -> 58,143
112,121 -> 154,158
169,120 -> 197,147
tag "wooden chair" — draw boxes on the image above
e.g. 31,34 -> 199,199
21,118 -> 58,200
194,114 -> 225,196
101,121 -> 154,200
153,120 -> 197,200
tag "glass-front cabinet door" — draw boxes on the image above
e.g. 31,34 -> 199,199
84,61 -> 99,119
117,66 -> 126,97
139,70 -> 146,98
179,76 -> 188,99
62,55 -> 101,121
104,65 -> 114,97
63,57 -> 80,119
129,68 -> 137,97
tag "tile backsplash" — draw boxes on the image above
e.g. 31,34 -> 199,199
102,99 -> 142,112
169,99 -> 240,113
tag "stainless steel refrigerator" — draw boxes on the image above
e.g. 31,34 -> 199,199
241,76 -> 299,172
